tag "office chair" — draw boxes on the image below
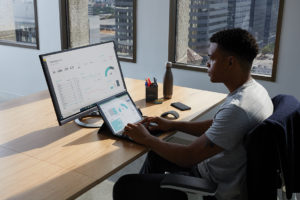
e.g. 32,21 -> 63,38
160,173 -> 217,200
160,94 -> 300,200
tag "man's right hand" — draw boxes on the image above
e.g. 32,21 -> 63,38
141,116 -> 175,132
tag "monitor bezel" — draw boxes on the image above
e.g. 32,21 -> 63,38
39,41 -> 127,126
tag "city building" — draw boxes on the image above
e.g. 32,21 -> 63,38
88,2 -> 94,15
249,0 -> 279,48
188,0 -> 228,54
14,0 -> 37,44
264,0 -> 279,45
228,0 -> 251,30
115,0 -> 134,57
88,0 -> 133,57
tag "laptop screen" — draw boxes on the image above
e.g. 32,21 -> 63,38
97,93 -> 143,136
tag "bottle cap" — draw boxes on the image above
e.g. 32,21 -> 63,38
166,61 -> 172,68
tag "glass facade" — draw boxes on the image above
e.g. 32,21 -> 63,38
188,0 -> 228,65
115,0 -> 134,57
175,0 -> 281,77
69,0 -> 134,59
0,0 -> 39,48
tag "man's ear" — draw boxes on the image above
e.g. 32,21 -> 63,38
224,56 -> 234,70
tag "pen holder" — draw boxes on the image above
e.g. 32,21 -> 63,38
146,85 -> 158,102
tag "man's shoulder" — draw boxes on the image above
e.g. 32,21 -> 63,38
221,79 -> 273,122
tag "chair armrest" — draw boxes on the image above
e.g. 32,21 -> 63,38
160,174 -> 217,196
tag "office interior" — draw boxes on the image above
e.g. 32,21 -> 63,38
1,0 -> 299,101
0,0 -> 300,199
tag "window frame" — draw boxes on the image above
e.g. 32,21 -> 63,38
0,0 -> 40,50
168,0 -> 285,82
60,0 -> 137,63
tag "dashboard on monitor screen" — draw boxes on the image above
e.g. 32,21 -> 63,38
40,41 -> 126,125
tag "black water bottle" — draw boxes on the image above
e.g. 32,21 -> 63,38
163,61 -> 173,99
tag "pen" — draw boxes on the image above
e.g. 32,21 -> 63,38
153,77 -> 157,85
148,78 -> 152,86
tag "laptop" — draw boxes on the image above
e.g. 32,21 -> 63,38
97,92 -> 143,139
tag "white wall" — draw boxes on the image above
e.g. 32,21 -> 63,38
261,0 -> 300,99
0,0 -> 61,97
121,0 -> 170,82
1,0 -> 300,101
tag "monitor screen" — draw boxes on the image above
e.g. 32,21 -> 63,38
40,41 -> 126,125
97,93 -> 143,136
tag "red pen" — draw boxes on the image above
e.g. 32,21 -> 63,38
148,78 -> 152,86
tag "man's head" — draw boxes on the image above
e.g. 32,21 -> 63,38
207,28 -> 259,84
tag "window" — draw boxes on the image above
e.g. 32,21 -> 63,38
0,0 -> 39,49
60,0 -> 136,63
169,0 -> 284,81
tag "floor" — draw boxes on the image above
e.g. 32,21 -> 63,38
76,155 -> 146,200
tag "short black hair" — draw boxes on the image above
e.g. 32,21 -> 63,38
210,28 -> 259,66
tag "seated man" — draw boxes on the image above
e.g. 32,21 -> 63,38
113,28 -> 273,200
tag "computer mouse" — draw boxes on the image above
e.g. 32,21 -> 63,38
160,110 -> 179,119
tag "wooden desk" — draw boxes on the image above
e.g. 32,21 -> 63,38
0,78 -> 226,200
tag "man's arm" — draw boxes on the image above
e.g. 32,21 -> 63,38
146,133 -> 223,167
171,119 -> 213,137
143,117 -> 213,137
124,123 -> 223,168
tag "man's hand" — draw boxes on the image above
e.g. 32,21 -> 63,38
123,123 -> 154,145
141,117 -> 174,132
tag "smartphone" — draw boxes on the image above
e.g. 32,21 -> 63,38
171,102 -> 191,111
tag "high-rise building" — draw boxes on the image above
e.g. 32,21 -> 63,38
228,0 -> 251,30
115,0 -> 133,57
264,0 -> 279,45
250,0 -> 267,47
188,0 -> 228,54
249,0 -> 279,48
13,0 -> 37,44
88,2 -> 93,16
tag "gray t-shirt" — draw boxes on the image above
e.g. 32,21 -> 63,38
198,79 -> 273,200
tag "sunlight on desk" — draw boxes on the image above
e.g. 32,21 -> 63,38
0,78 -> 226,199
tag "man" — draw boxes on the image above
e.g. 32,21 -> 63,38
113,28 -> 273,200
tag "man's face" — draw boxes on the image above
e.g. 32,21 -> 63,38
207,43 -> 228,83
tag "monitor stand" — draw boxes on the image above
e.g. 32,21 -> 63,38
74,111 -> 104,128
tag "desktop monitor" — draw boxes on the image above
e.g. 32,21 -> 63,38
39,41 -> 126,126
